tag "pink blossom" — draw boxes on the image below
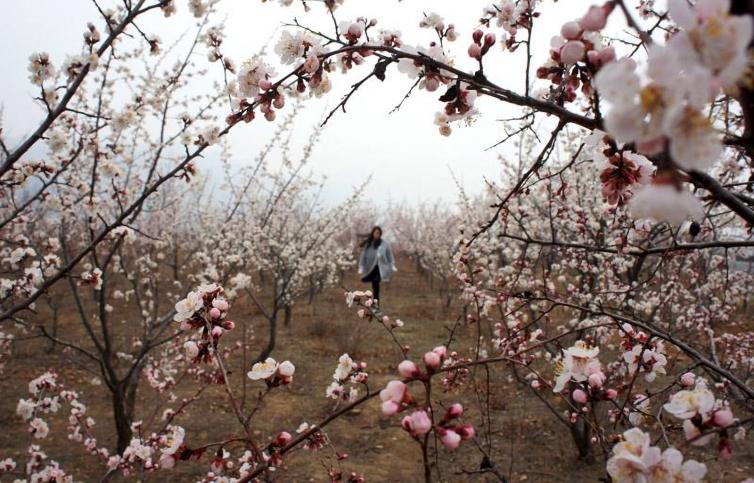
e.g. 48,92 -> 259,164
381,400 -> 400,416
403,410 -> 432,436
379,380 -> 407,403
440,429 -> 461,449
468,43 -> 482,60
444,403 -> 464,420
680,372 -> 696,387
423,351 -> 441,371
713,409 -> 734,428
457,424 -> 475,440
573,388 -> 588,404
398,360 -> 420,378
580,6 -> 609,31
560,21 -> 582,40
560,41 -> 586,64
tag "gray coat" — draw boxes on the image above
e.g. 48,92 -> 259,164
358,240 -> 397,281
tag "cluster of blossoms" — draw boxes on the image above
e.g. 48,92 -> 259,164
606,428 -> 707,482
345,289 -> 404,329
248,357 -> 296,385
595,0 -> 752,174
325,353 -> 367,402
175,284 -> 234,362
663,378 -> 737,456
620,324 -> 668,383
537,4 -> 614,102
481,0 -> 537,45
379,374 -> 474,450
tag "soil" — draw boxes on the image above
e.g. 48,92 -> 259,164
0,257 -> 752,482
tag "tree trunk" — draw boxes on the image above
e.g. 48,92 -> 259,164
283,304 -> 292,327
112,385 -> 134,454
253,312 -> 278,365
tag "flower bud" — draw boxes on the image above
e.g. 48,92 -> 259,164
183,340 -> 199,359
381,400 -> 400,416
209,307 -> 222,320
560,21 -> 582,40
456,424 -> 475,440
278,360 -> 295,377
573,388 -> 588,404
588,371 -> 605,389
580,6 -> 609,31
211,326 -> 224,338
560,41 -> 586,64
713,409 -> 734,428
468,43 -> 482,59
213,299 -> 229,311
605,388 -> 618,399
444,403 -> 464,421
398,360 -> 420,378
483,32 -> 496,47
259,78 -> 272,91
423,351 -> 441,371
680,372 -> 696,387
472,29 -> 484,44
440,429 -> 461,449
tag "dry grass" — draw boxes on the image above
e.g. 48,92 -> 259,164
1,257 -> 752,482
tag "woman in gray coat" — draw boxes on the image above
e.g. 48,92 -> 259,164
358,226 -> 397,307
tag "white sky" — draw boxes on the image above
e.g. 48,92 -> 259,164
0,0 -> 644,207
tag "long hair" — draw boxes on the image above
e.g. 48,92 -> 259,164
359,225 -> 383,249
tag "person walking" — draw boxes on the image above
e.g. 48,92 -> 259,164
358,226 -> 397,308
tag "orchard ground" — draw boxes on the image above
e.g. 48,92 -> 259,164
1,256 -> 752,482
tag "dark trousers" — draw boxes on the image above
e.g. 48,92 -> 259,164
361,266 -> 381,303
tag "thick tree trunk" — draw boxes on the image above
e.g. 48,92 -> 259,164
112,385 -> 134,454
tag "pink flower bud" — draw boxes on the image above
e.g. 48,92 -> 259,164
587,50 -> 600,65
212,299 -> 229,311
259,79 -> 272,91
348,22 -> 364,38
209,307 -> 222,320
468,43 -> 482,60
264,110 -> 276,122
278,360 -> 295,377
273,95 -> 285,109
440,429 -> 461,449
598,45 -> 616,64
445,403 -> 464,420
398,360 -> 420,378
406,410 -> 432,436
183,341 -> 199,359
680,372 -> 696,387
588,372 -> 605,389
211,326 -> 223,338
381,400 -> 400,416
424,77 -> 440,92
605,388 -> 618,399
580,6 -> 609,31
423,351 -> 441,371
380,380 -> 407,403
432,346 -> 447,359
560,41 -> 586,64
456,424 -> 475,440
713,409 -> 734,428
275,431 -> 292,446
472,29 -> 484,44
531,380 -> 541,389
560,21 -> 582,40
483,32 -> 496,47
573,388 -> 588,404
222,320 -> 235,330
